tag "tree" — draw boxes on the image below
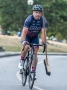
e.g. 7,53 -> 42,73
0,0 -> 67,40
0,0 -> 29,33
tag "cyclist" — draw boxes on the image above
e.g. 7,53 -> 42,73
19,4 -> 48,76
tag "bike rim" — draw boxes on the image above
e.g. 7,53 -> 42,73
29,56 -> 36,89
22,69 -> 27,86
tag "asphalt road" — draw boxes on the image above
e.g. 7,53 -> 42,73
0,55 -> 67,90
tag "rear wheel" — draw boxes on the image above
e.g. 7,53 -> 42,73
28,55 -> 36,89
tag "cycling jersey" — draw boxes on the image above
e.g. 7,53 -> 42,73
24,15 -> 47,37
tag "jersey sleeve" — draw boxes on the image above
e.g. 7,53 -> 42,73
23,15 -> 31,28
42,17 -> 48,28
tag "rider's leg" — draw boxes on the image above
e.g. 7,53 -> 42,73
21,35 -> 30,60
32,46 -> 39,71
21,45 -> 30,59
19,45 -> 30,70
32,47 -> 39,80
19,35 -> 30,71
30,35 -> 39,71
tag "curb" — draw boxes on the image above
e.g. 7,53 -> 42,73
38,52 -> 67,56
0,52 -> 67,58
0,53 -> 20,58
0,52 -> 20,58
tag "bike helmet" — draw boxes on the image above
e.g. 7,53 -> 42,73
32,4 -> 43,12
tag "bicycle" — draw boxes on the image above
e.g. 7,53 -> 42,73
21,42 -> 46,89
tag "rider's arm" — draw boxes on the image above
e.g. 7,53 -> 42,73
21,27 -> 28,41
21,15 -> 31,41
41,17 -> 48,43
41,28 -> 46,43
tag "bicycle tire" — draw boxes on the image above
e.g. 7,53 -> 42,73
22,69 -> 27,86
22,59 -> 27,86
29,55 -> 36,89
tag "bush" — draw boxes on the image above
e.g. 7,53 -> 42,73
55,33 -> 63,41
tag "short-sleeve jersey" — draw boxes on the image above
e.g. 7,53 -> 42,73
23,15 -> 47,37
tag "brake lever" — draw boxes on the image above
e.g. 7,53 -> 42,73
22,42 -> 29,51
43,44 -> 46,53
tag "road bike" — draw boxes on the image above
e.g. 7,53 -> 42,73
21,42 -> 46,89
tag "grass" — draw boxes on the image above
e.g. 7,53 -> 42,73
0,35 -> 22,52
0,35 -> 67,53
39,45 -> 67,53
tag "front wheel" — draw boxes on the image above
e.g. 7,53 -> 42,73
22,69 -> 27,86
21,59 -> 27,86
28,55 -> 36,89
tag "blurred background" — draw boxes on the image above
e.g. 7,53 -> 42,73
0,0 -> 67,52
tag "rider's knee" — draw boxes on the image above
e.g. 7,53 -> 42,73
21,45 -> 29,52
25,45 -> 30,50
34,48 -> 38,55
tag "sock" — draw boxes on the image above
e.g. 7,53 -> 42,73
21,56 -> 24,60
32,67 -> 34,71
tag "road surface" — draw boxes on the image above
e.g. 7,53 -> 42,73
0,55 -> 67,90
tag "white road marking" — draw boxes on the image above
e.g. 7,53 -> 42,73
38,61 -> 43,65
16,71 -> 44,90
16,61 -> 44,90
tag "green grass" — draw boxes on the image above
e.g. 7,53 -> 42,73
0,35 -> 67,53
39,45 -> 67,53
0,35 -> 22,52
2,46 -> 21,52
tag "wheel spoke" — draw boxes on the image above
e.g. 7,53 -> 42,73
28,56 -> 36,89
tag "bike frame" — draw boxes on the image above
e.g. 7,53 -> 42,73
22,42 -> 46,89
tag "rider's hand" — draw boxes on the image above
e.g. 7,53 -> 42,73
42,42 -> 47,48
21,40 -> 27,45
42,42 -> 47,53
42,41 -> 49,46
42,42 -> 46,46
